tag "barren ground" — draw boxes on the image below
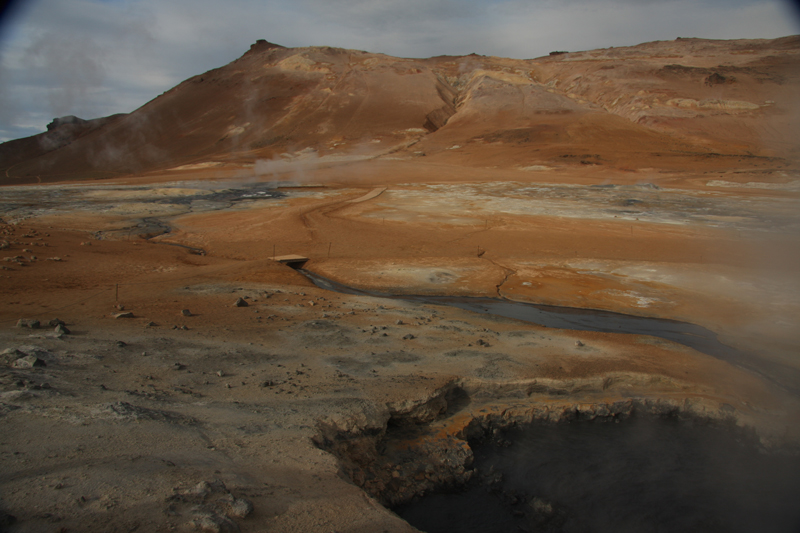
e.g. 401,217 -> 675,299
2,158 -> 799,532
2,35 -> 800,532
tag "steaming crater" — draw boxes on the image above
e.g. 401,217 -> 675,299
396,416 -> 800,533
315,384 -> 800,533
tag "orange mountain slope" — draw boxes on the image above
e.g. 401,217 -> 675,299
1,36 -> 798,185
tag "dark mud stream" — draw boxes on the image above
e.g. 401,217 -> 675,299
300,270 -> 800,395
394,416 -> 800,533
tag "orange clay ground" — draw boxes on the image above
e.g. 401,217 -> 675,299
1,158 -> 799,532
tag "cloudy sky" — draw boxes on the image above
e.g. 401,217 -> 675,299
0,0 -> 798,142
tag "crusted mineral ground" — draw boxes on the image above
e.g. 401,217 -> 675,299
0,177 -> 800,531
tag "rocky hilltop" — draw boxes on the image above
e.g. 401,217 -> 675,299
1,36 -> 798,184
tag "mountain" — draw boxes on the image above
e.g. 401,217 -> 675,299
1,36 -> 798,185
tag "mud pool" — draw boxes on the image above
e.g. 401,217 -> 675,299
393,416 -> 800,533
0,180 -> 330,224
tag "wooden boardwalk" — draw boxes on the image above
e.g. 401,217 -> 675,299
272,254 -> 308,266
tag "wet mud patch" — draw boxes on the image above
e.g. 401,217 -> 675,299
301,269 -> 800,395
327,350 -> 422,374
473,356 -> 523,380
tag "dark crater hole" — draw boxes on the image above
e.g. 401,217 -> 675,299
393,417 -> 800,533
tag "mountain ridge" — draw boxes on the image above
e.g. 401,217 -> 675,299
1,35 -> 798,185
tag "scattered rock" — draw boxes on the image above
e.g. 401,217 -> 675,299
116,341 -> 127,347
181,309 -> 192,317
15,319 -> 40,329
476,338 -> 490,347
190,508 -> 240,533
48,318 -> 65,327
102,401 -> 196,424
46,257 -> 63,261
54,323 -> 70,335
530,497 -> 554,516
575,340 -> 584,347
145,321 -> 158,327
114,312 -> 134,319
395,320 -> 404,325
173,479 -> 254,530
403,334 -> 416,340
13,355 -> 46,368
221,497 -> 254,519
233,298 -> 248,307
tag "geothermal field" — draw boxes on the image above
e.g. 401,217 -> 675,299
1,36 -> 800,532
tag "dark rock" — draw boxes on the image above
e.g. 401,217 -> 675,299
15,318 -> 40,329
705,72 -> 735,86
46,115 -> 86,130
13,355 -> 46,368
223,497 -> 254,518
0,509 -> 17,527
48,318 -> 66,327
54,323 -> 70,335
114,312 -> 134,319
233,298 -> 248,307
403,334 -> 416,340
181,309 -> 192,317
190,508 -> 240,533
116,341 -> 127,347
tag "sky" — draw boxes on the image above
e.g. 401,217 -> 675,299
0,0 -> 798,142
